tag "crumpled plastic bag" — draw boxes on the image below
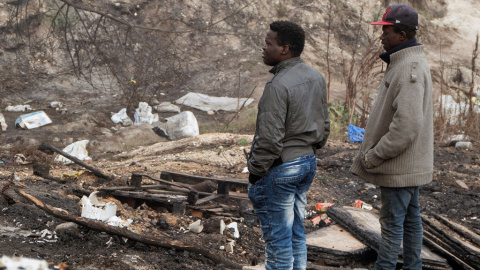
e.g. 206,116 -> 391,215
111,108 -> 133,126
134,102 -> 159,125
54,140 -> 92,164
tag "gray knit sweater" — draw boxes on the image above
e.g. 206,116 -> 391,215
350,45 -> 433,187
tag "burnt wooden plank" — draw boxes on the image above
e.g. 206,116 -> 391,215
423,230 -> 476,270
422,214 -> 480,269
327,206 -> 450,270
160,171 -> 248,186
306,224 -> 375,266
38,142 -> 113,180
195,194 -> 223,205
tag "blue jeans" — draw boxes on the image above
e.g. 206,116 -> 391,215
374,186 -> 423,270
248,154 -> 316,270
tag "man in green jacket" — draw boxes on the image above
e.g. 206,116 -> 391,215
350,4 -> 433,270
248,20 -> 329,270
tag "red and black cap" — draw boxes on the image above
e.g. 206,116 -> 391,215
371,4 -> 418,30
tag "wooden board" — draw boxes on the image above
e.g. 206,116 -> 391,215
327,206 -> 451,270
306,224 -> 375,266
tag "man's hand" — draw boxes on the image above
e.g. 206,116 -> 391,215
249,173 -> 262,185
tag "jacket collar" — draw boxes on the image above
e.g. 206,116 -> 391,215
380,38 -> 418,65
269,57 -> 303,74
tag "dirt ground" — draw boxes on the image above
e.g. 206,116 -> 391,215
0,108 -> 479,269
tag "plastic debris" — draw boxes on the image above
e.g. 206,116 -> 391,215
0,113 -> 7,131
50,101 -> 63,108
354,200 -> 373,210
81,192 -> 117,222
14,154 -> 29,165
347,124 -> 364,143
0,255 -> 49,270
455,141 -> 473,150
54,140 -> 91,164
175,92 -> 254,112
111,108 -> 133,126
315,203 -> 334,212
188,220 -> 203,233
134,102 -> 159,125
15,111 -> 52,129
5,105 -> 32,112
220,220 -> 240,238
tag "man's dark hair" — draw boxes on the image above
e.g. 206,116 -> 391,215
270,20 -> 305,57
393,24 -> 417,40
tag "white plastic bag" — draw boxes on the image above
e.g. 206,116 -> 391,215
134,102 -> 159,125
111,108 -> 133,126
54,140 -> 91,164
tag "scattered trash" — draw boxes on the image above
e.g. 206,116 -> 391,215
455,179 -> 469,190
241,167 -> 249,174
14,154 -> 29,165
363,183 -> 376,190
315,203 -> 334,212
15,111 -> 52,129
353,200 -> 372,210
0,255 -> 50,270
81,192 -> 117,222
455,141 -> 473,150
0,113 -> 7,131
347,124 -> 364,143
154,102 -> 181,113
220,220 -> 240,238
153,111 -> 199,140
5,105 -> 32,112
54,140 -> 92,164
175,92 -> 254,112
134,102 -> 159,125
436,95 -> 480,125
188,220 -> 204,233
225,240 -> 235,253
111,108 -> 133,126
311,214 -> 332,226
50,101 -> 63,108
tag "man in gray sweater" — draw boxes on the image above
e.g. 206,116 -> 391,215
350,4 -> 433,270
248,21 -> 329,270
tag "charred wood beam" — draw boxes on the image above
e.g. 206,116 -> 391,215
15,189 -> 244,269
38,143 -> 113,180
32,163 -> 67,184
421,214 -> 480,269
433,214 -> 480,245
423,231 -> 476,270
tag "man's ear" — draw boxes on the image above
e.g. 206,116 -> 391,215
281,44 -> 290,56
399,31 -> 407,41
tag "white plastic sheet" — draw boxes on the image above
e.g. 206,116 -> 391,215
175,92 -> 254,112
54,140 -> 91,164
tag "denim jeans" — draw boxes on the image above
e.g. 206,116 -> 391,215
248,154 -> 317,270
374,186 -> 423,270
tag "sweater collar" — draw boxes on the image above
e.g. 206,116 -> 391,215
269,57 -> 303,74
380,38 -> 418,64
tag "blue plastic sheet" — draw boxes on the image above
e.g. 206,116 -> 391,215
348,124 -> 364,143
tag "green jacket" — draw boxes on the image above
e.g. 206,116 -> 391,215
350,45 -> 433,187
248,57 -> 330,177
